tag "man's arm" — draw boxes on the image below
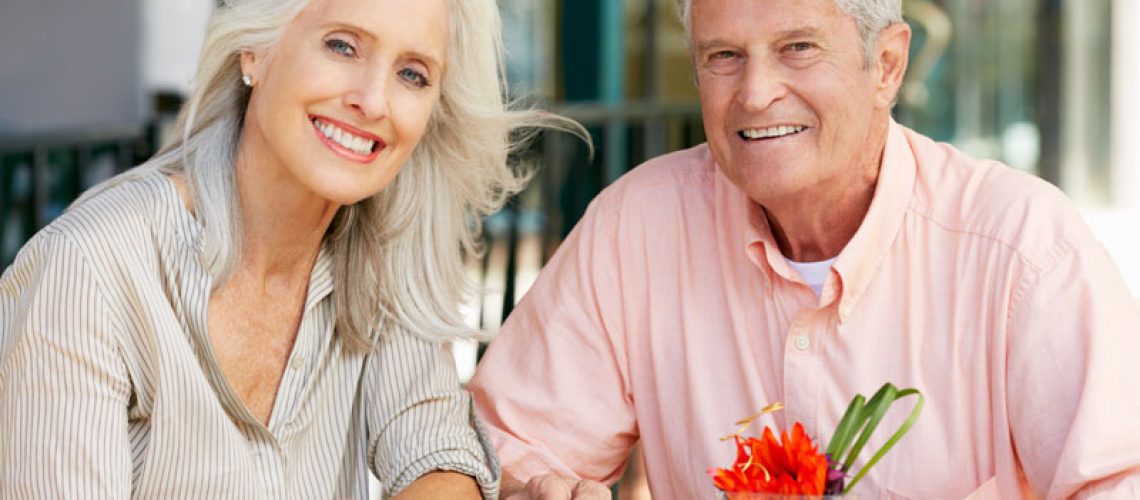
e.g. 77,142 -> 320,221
470,198 -> 639,491
1005,233 -> 1140,498
500,470 -> 610,500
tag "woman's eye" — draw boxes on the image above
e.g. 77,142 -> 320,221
325,38 -> 356,57
398,68 -> 430,88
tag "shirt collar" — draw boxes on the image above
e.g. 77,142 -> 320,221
736,119 -> 916,321
303,242 -> 335,313
830,119 -> 916,320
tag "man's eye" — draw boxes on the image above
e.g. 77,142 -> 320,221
788,42 -> 814,52
325,38 -> 356,56
398,68 -> 430,88
709,51 -> 736,61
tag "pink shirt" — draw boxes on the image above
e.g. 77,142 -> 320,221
469,121 -> 1140,499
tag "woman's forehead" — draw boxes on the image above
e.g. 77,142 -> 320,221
290,0 -> 450,59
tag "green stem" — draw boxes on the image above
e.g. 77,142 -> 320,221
822,383 -> 925,495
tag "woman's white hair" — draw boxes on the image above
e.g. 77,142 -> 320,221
77,0 -> 580,351
674,0 -> 903,66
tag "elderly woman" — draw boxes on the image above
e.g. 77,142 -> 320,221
0,0 -> 567,497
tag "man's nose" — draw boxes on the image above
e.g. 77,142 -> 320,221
736,58 -> 788,112
344,68 -> 390,122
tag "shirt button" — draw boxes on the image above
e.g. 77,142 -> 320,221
794,335 -> 810,351
290,356 -> 306,371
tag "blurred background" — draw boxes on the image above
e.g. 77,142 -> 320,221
1,0 -> 1136,497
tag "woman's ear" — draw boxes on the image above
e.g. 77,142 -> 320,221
239,50 -> 259,87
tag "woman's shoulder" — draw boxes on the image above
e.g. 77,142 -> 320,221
32,168 -> 198,272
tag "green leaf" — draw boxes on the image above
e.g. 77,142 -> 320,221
842,384 -> 899,471
843,386 -> 924,494
821,383 -> 925,495
824,394 -> 866,457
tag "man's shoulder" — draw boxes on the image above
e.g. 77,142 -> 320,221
906,129 -> 1092,269
591,143 -> 718,214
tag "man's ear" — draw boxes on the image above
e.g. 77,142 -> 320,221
873,22 -> 912,110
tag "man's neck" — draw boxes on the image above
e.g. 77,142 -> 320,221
762,179 -> 877,262
761,122 -> 890,263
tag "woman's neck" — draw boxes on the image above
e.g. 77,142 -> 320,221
233,146 -> 339,282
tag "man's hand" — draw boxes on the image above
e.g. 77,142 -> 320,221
502,472 -> 611,500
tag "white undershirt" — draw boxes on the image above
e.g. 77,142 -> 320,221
787,257 -> 837,297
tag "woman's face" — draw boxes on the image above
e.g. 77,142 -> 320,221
239,0 -> 449,207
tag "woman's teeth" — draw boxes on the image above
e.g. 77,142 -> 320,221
313,118 -> 376,155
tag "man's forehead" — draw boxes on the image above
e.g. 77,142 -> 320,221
690,0 -> 850,41
690,0 -> 845,23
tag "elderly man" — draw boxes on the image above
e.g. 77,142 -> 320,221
470,0 -> 1140,498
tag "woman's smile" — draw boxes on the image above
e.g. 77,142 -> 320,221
309,115 -> 384,163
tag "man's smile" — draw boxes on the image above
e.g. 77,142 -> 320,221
738,124 -> 809,140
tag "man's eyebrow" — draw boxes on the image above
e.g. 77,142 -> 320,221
694,38 -> 736,53
694,27 -> 825,53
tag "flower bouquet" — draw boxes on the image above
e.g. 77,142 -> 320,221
709,383 -> 924,498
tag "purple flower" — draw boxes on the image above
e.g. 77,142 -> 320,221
824,454 -> 846,495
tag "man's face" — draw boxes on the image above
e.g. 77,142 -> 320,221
691,0 -> 896,206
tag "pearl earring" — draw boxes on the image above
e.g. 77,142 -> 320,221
241,74 -> 253,87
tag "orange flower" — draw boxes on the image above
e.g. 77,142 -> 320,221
709,423 -> 828,496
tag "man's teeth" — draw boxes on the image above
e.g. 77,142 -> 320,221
314,119 -> 376,155
740,125 -> 806,140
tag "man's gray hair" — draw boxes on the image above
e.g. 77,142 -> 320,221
674,0 -> 904,66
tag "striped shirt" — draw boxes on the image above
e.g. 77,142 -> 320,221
0,171 -> 499,499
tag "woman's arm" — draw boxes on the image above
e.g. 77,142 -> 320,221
364,328 -> 500,499
0,232 -> 132,498
393,471 -> 480,499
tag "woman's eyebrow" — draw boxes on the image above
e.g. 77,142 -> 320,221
318,20 -> 443,69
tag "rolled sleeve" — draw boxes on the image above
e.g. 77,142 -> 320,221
365,328 -> 500,499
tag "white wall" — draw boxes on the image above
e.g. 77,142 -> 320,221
1083,0 -> 1140,297
0,0 -> 141,133
1112,0 -> 1140,211
0,0 -> 211,134
141,0 -> 214,96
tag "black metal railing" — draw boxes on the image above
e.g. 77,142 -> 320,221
0,102 -> 705,331
476,100 -> 704,331
0,124 -> 158,266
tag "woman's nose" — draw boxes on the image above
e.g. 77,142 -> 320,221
344,70 -> 390,121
